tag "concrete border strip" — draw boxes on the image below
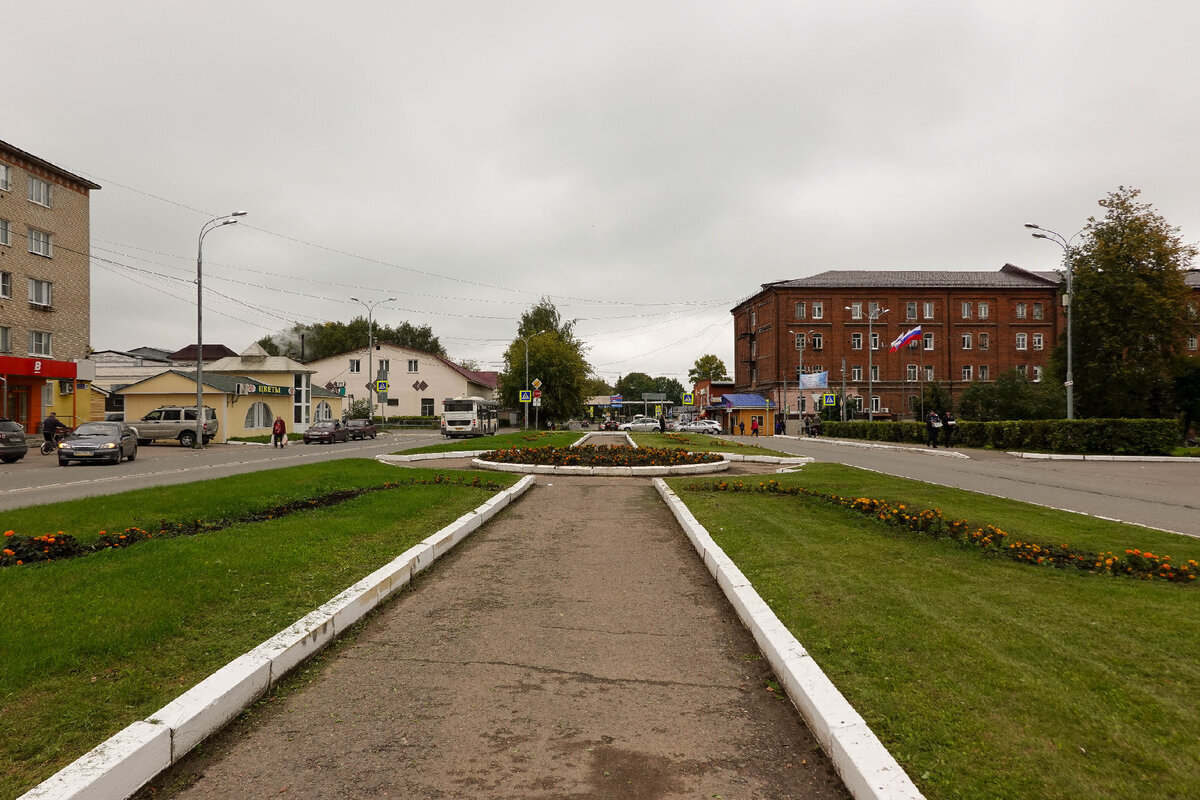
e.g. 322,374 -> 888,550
652,478 -> 925,800
19,475 -> 536,800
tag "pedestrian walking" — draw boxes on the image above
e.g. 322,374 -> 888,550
738,420 -> 745,436
750,418 -> 759,437
272,415 -> 287,447
925,411 -> 941,448
942,411 -> 956,447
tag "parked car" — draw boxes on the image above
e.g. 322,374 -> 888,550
57,421 -> 138,466
344,418 -> 377,440
678,419 -> 722,434
134,406 -> 218,446
0,418 -> 29,463
619,418 -> 664,432
304,420 -> 349,444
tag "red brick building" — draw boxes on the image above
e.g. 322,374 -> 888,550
730,265 -> 1063,422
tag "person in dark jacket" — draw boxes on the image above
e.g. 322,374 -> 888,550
942,411 -> 956,447
925,411 -> 941,448
41,412 -> 67,444
272,415 -> 287,447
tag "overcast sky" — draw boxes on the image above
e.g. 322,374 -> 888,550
10,2 -> 1200,383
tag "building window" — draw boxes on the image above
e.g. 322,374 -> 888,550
851,365 -> 863,381
851,332 -> 863,350
924,365 -> 935,380
906,301 -> 917,320
962,365 -> 973,382
871,396 -> 881,413
979,365 -> 989,380
923,301 -> 934,319
870,332 -> 881,350
923,332 -> 934,351
421,398 -> 435,416
28,176 -> 52,207
907,364 -> 918,381
979,332 -> 989,351
314,400 -> 333,421
1032,302 -> 1044,320
408,359 -> 419,372
978,302 -> 989,319
0,271 -> 10,299
869,364 -> 879,381
377,359 -> 390,374
28,229 -> 52,257
1189,336 -> 1198,351
1016,302 -> 1027,319
1032,333 -> 1044,351
812,302 -> 824,320
0,163 -> 10,191
29,330 -> 52,357
28,278 -> 52,307
808,364 -> 824,374
811,333 -> 823,350
349,359 -> 361,373
243,401 -> 272,429
869,301 -> 884,317
750,310 -> 756,327
1017,364 -> 1028,377
849,302 -> 862,320
961,301 -> 972,319
0,326 -> 9,353
1016,333 -> 1028,351
750,340 -> 756,357
794,332 -> 806,351
853,396 -> 863,412
0,219 -> 9,247
961,332 -> 972,350
1033,366 -> 1043,382
795,301 -> 806,319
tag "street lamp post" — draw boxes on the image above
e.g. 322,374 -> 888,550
788,328 -> 814,434
518,330 -> 548,430
350,296 -> 396,422
1025,224 -> 1080,420
847,305 -> 889,421
195,210 -> 247,448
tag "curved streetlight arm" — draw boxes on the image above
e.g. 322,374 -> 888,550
195,211 -> 247,448
351,297 -> 397,422
1026,223 -> 1083,420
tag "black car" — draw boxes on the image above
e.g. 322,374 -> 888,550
0,418 -> 29,463
344,418 -> 377,440
303,421 -> 349,444
57,421 -> 138,466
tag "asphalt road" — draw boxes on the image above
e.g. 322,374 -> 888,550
0,431 -> 445,512
754,435 -> 1200,538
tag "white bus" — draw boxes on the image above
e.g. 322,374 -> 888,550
440,396 -> 499,438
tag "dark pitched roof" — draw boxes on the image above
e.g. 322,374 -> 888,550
0,139 -> 102,191
766,264 -> 1061,291
169,344 -> 240,362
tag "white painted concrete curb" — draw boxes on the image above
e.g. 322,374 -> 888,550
20,475 -> 536,800
652,478 -> 925,800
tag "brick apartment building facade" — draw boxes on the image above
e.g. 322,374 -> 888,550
730,265 -> 1065,421
0,140 -> 100,431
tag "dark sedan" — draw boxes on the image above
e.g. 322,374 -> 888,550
58,421 -> 138,466
303,421 -> 349,444
344,418 -> 377,440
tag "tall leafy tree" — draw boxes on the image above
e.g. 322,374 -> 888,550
497,298 -> 591,423
1070,187 -> 1198,418
687,354 -> 730,384
613,372 -> 657,402
259,318 -> 446,362
957,371 -> 1065,421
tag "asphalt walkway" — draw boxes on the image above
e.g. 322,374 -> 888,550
152,475 -> 850,800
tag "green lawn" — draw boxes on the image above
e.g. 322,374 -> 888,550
396,429 -> 582,454
0,461 -> 517,798
669,464 -> 1200,800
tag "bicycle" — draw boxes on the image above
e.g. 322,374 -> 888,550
40,427 -> 71,455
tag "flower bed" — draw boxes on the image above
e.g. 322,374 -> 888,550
685,479 -> 1198,584
481,444 -> 723,467
1,474 -> 502,568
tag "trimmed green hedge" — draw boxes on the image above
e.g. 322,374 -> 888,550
821,418 -> 1178,455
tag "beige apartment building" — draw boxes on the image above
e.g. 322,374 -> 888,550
0,139 -> 100,432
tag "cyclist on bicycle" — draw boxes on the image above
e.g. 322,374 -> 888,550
41,412 -> 67,445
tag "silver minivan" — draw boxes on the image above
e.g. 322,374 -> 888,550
135,406 -> 219,446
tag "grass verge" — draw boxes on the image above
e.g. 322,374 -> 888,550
0,461 -> 516,798
668,464 -> 1200,800
396,429 -> 581,454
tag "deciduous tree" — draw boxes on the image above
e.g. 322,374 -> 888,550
687,354 -> 730,384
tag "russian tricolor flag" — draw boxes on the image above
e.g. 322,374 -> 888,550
889,326 -> 922,352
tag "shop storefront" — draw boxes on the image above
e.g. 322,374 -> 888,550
0,355 -> 80,433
